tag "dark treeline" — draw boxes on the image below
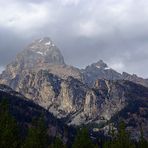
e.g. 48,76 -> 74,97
0,99 -> 147,148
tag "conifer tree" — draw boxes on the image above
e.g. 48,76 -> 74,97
138,124 -> 148,148
112,121 -> 135,148
72,127 -> 96,148
50,137 -> 66,148
0,99 -> 20,148
23,116 -> 49,148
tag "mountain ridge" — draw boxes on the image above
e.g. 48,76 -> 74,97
1,37 -> 148,87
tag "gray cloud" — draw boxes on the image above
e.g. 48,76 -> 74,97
0,0 -> 148,78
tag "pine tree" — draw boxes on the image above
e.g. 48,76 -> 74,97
112,121 -> 135,148
0,99 -> 20,148
103,124 -> 115,148
50,137 -> 66,148
103,121 -> 136,148
23,116 -> 49,148
72,127 -> 96,148
103,140 -> 110,148
138,124 -> 148,148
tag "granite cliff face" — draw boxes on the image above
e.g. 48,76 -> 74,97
0,68 -> 138,125
0,37 -> 148,139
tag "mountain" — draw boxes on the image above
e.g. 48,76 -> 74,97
16,37 -> 65,67
0,37 -> 148,140
0,37 -> 82,87
82,60 -> 148,87
82,60 -> 122,86
1,37 -> 147,88
122,72 -> 148,88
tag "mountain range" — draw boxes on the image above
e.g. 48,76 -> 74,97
0,37 -> 147,140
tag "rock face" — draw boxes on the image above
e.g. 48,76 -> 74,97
110,81 -> 148,140
0,37 -> 148,139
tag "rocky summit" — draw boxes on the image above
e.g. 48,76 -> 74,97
18,37 -> 65,67
82,60 -> 122,86
82,60 -> 148,88
0,37 -> 148,140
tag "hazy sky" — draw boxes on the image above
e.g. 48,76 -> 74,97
0,0 -> 148,78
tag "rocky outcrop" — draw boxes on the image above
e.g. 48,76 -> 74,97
110,81 -> 148,140
94,80 -> 127,120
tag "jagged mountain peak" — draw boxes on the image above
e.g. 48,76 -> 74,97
83,60 -> 119,86
34,37 -> 52,43
86,60 -> 110,70
3,37 -> 65,73
0,37 -> 83,89
93,60 -> 108,68
29,37 -> 55,50
21,37 -> 65,65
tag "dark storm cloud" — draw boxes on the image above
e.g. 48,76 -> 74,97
0,0 -> 148,78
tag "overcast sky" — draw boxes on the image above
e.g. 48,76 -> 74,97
0,0 -> 148,78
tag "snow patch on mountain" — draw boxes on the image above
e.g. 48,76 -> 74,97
96,65 -> 101,69
104,67 -> 110,70
45,41 -> 51,46
36,51 -> 44,55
